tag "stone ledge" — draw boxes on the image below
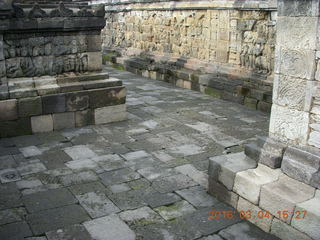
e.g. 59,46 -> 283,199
112,55 -> 273,113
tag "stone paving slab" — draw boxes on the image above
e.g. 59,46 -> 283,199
0,66 -> 276,239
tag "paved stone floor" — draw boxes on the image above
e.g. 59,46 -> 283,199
0,65 -> 279,240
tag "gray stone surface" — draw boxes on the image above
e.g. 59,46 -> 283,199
154,200 -> 196,220
18,96 -> 42,117
218,222 -> 279,240
0,66 -> 276,239
281,146 -> 320,187
209,152 -> 257,190
0,221 -> 32,240
76,191 -> 120,218
119,206 -> 164,225
27,204 -> 90,235
46,224 -> 92,240
260,175 -> 315,223
22,188 -> 77,213
83,215 -> 135,240
31,114 -> 54,133
0,99 -> 17,121
53,112 -> 75,130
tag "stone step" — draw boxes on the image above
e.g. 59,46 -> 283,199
244,143 -> 261,162
260,174 -> 315,224
208,152 -> 257,191
8,78 -> 34,91
57,72 -> 109,84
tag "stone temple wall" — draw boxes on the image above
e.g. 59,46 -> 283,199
98,0 -> 277,112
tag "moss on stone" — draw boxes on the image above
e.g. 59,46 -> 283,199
204,87 -> 222,98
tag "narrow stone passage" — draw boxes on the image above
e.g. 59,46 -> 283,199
0,66 -> 277,240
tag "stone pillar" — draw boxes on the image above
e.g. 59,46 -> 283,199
268,0 -> 320,187
269,0 -> 319,145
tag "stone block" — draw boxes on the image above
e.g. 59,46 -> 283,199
257,101 -> 272,113
0,99 -> 18,121
31,114 -> 53,133
260,175 -> 315,223
18,97 -> 42,117
52,112 -> 75,130
237,197 -> 273,232
277,48 -> 315,80
89,87 -> 126,108
87,34 -> 102,52
277,16 -> 318,50
0,117 -> 32,138
269,104 -> 309,144
259,136 -> 287,168
42,94 -> 66,114
291,190 -> 320,240
46,224 -> 92,240
65,91 -> 89,111
271,218 -> 312,240
22,188 -> 77,213
233,164 -> 281,204
273,74 -> 311,111
83,215 -> 135,240
87,52 -> 102,71
208,152 -> 257,190
244,143 -> 261,162
0,221 -> 32,240
27,204 -> 90,235
281,146 -> 320,186
244,97 -> 258,110
75,109 -> 94,127
278,0 -> 320,17
208,178 -> 239,209
94,104 -> 127,125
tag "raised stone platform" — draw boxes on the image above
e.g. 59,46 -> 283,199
0,2 -> 127,137
0,72 -> 127,137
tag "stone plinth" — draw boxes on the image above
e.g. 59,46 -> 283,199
0,3 -> 127,137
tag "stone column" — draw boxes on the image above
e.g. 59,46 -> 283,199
267,0 -> 320,187
269,0 -> 319,145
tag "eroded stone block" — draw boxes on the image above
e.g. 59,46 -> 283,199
52,112 -> 75,130
31,114 -> 53,133
0,99 -> 17,121
260,175 -> 315,223
18,97 -> 42,117
208,152 -> 257,190
233,164 -> 281,204
94,104 -> 127,125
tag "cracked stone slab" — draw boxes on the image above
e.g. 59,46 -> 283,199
121,150 -> 151,161
218,222 -> 279,240
175,164 -> 208,188
137,166 -> 176,181
27,204 -> 90,235
176,186 -> 219,208
17,160 -> 47,176
109,183 -> 131,193
151,174 -> 198,193
46,224 -> 92,240
119,206 -> 164,225
108,190 -> 147,210
68,181 -> 107,196
154,200 -> 196,220
168,144 -> 205,157
59,171 -> 99,186
22,188 -> 77,213
83,214 -> 135,240
19,146 -> 42,158
0,207 -> 26,225
0,221 -> 32,240
99,168 -> 140,186
64,145 -> 97,160
76,192 -> 120,218
140,189 -> 181,208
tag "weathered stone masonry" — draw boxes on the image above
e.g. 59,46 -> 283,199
100,0 -> 277,112
0,2 -> 127,137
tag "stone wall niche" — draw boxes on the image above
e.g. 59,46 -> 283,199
0,2 -> 127,137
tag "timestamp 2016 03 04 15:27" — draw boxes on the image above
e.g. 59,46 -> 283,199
208,210 -> 308,220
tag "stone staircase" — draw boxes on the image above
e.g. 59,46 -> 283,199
208,136 -> 320,240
